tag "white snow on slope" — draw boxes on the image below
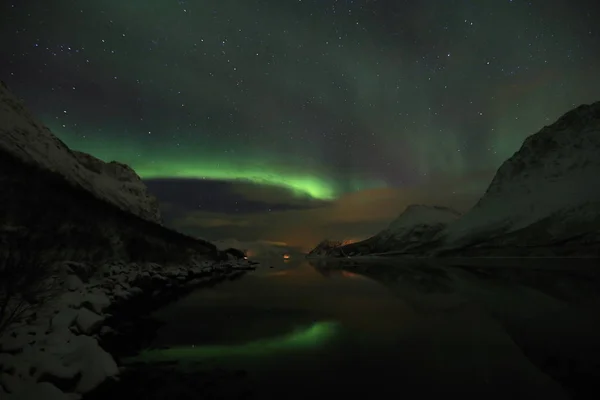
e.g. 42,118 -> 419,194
367,205 -> 462,251
0,81 -> 161,223
382,205 -> 462,238
440,101 -> 600,245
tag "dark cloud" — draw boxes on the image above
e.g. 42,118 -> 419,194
145,179 -> 323,215
155,171 -> 490,251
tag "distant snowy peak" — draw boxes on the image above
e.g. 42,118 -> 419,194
0,81 -> 161,223
384,204 -> 462,235
441,100 -> 600,245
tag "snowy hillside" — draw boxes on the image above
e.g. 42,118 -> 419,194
436,101 -> 600,255
0,81 -> 161,223
307,205 -> 461,257
381,205 -> 462,241
348,205 -> 461,255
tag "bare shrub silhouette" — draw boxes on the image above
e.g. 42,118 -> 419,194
0,231 -> 59,336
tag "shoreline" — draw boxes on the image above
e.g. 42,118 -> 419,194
0,258 -> 257,399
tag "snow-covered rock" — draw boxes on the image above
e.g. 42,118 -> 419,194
0,81 -> 161,223
0,258 -> 254,399
59,262 -> 95,283
0,326 -> 118,397
1,372 -> 25,395
51,309 -> 79,332
436,101 -> 600,254
81,292 -> 111,315
65,275 -> 83,291
67,336 -> 118,393
4,381 -> 77,400
32,333 -> 118,394
75,309 -> 104,335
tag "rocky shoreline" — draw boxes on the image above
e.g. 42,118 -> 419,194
0,258 -> 257,399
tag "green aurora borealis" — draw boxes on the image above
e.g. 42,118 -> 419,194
47,123 -> 383,200
127,321 -> 339,363
2,0 -> 600,247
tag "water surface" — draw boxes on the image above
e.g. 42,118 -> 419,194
138,257 -> 600,399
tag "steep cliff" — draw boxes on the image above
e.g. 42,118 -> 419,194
436,101 -> 600,256
0,81 -> 218,265
0,81 -> 161,223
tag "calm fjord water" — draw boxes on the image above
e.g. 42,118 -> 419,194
142,257 -> 600,399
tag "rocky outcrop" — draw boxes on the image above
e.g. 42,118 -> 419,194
0,81 -> 161,224
434,101 -> 600,256
222,248 -> 247,260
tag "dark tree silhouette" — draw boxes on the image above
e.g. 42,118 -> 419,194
0,231 -> 58,336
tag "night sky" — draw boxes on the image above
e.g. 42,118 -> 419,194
2,0 -> 600,251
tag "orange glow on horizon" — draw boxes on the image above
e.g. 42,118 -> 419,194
266,271 -> 290,277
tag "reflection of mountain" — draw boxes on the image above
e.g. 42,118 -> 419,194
310,258 -> 600,398
309,258 -> 600,315
309,259 -> 463,312
309,101 -> 600,257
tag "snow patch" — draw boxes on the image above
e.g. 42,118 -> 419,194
75,309 -> 105,335
3,381 -> 78,400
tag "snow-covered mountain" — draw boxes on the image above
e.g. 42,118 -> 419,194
435,101 -> 600,256
0,81 -> 161,224
344,205 -> 461,256
307,205 -> 461,257
308,101 -> 600,257
378,205 -> 461,243
0,82 -> 218,264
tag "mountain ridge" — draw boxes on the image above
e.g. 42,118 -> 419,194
308,100 -> 600,257
0,81 -> 161,224
0,82 -> 219,265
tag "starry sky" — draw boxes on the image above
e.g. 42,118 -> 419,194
2,0 -> 600,252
